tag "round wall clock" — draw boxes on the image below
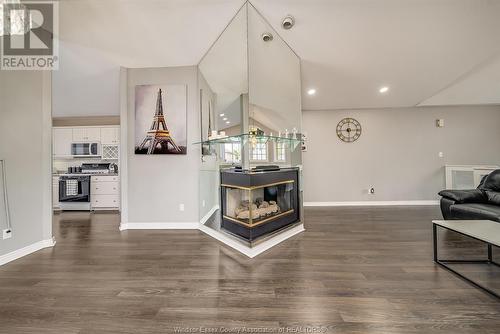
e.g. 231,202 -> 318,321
336,118 -> 362,143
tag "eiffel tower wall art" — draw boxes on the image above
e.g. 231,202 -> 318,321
135,84 -> 187,155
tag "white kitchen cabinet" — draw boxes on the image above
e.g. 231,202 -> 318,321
91,175 -> 120,210
91,175 -> 119,182
72,128 -> 86,142
91,195 -> 119,208
91,181 -> 119,194
100,127 -> 120,145
86,128 -> 101,141
52,176 -> 60,209
73,127 -> 101,142
53,128 -> 73,157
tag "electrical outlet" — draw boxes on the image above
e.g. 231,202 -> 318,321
369,187 -> 375,195
179,204 -> 185,212
3,229 -> 12,240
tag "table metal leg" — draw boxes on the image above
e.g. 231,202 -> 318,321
433,223 -> 437,262
433,224 -> 500,300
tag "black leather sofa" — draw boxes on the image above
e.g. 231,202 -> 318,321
439,169 -> 500,222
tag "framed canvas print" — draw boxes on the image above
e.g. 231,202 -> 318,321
135,84 -> 187,155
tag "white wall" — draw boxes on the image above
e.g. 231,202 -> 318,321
52,41 -> 120,117
303,105 -> 500,203
0,70 -> 53,257
122,66 -> 200,225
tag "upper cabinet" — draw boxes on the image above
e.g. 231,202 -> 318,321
52,126 -> 120,158
72,127 -> 101,142
101,127 -> 120,145
53,128 -> 73,157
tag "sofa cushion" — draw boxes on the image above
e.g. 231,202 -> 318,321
450,203 -> 500,222
485,190 -> 500,206
438,189 -> 486,204
479,169 -> 500,192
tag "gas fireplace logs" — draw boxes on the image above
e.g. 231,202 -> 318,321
235,198 -> 280,220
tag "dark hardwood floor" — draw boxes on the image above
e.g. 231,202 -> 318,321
0,206 -> 499,333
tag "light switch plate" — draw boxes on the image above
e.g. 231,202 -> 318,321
179,204 -> 185,212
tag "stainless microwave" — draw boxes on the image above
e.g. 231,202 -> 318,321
71,142 -> 100,157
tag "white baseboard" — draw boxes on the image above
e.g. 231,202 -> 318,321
304,200 -> 440,207
200,205 -> 219,225
198,223 -> 305,258
119,222 -> 199,230
0,237 -> 56,266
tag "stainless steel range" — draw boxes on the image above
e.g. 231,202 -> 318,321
81,163 -> 116,174
59,163 -> 118,211
59,175 -> 91,211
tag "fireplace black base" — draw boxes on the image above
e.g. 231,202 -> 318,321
220,168 -> 300,242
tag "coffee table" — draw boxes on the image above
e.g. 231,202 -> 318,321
432,220 -> 500,299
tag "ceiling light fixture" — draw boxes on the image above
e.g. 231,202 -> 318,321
219,113 -> 225,117
262,33 -> 273,42
282,15 -> 295,30
379,86 -> 389,94
226,121 -> 230,124
223,117 -> 227,121
307,88 -> 316,96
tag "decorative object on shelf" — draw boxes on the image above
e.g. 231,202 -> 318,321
194,134 -> 302,152
135,85 -> 187,155
336,117 -> 361,143
249,126 -> 264,136
301,132 -> 307,152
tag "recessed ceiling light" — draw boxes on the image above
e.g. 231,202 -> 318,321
220,113 -> 225,117
226,121 -> 230,124
223,117 -> 228,121
307,88 -> 316,96
379,86 -> 389,93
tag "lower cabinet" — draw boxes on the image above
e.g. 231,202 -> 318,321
91,175 -> 120,210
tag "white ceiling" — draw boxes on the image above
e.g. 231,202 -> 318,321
418,53 -> 500,106
56,0 -> 500,115
251,0 -> 500,110
58,0 -> 245,68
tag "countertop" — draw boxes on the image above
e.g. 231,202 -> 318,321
53,173 -> 119,177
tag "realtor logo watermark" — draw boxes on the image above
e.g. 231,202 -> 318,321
1,1 -> 59,70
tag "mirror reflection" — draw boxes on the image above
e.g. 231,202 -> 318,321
248,4 -> 302,138
198,4 -> 248,143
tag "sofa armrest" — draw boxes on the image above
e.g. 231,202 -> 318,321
438,189 -> 486,204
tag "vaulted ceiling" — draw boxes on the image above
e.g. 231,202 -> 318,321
57,0 -> 500,114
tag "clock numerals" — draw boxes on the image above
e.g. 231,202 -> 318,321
336,118 -> 362,143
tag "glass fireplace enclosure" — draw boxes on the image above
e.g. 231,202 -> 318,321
197,1 -> 303,249
221,168 -> 300,241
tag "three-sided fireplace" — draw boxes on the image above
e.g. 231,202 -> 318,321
220,168 -> 300,241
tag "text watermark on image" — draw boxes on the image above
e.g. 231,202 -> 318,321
173,326 -> 329,333
1,0 -> 59,70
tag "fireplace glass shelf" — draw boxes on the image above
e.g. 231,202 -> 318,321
194,133 -> 301,150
